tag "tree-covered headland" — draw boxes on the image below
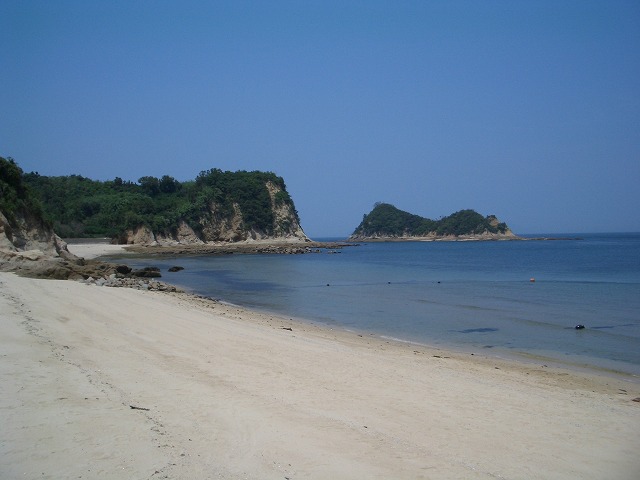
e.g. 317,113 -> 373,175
2,158 -> 302,241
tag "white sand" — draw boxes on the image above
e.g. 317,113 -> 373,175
1,272 -> 639,479
65,241 -> 129,259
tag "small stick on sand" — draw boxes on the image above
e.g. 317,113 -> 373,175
129,405 -> 150,411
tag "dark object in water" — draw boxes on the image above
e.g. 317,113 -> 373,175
575,324 -> 585,330
458,328 -> 498,334
168,266 -> 184,272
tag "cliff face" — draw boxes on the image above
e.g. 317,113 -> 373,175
118,181 -> 308,246
0,158 -> 75,262
22,165 -> 310,245
0,210 -> 72,259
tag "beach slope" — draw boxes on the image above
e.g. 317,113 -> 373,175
1,272 -> 638,479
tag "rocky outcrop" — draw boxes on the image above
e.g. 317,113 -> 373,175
348,231 -> 519,242
0,208 -> 97,280
265,181 -> 308,241
0,156 -> 88,278
118,225 -> 156,245
117,221 -> 206,246
349,204 -> 521,242
0,197 -> 81,277
21,162 -> 310,246
0,210 -> 74,258
198,202 -> 246,243
116,182 -> 309,246
81,274 -> 180,292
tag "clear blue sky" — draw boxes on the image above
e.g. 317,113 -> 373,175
2,1 -> 639,237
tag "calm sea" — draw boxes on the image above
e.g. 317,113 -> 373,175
107,233 -> 640,377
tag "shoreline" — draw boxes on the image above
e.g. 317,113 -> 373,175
65,238 -> 356,259
347,236 -> 582,242
69,241 -> 640,380
1,271 -> 639,478
200,296 -> 640,382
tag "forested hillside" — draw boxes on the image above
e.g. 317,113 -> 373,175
0,156 -> 71,256
0,157 -> 48,228
350,203 -> 515,240
19,164 -> 306,243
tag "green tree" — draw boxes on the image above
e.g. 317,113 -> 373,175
138,176 -> 160,196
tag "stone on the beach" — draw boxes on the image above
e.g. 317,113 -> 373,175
116,265 -> 132,274
132,267 -> 161,278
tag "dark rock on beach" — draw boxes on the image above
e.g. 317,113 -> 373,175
131,267 -> 162,278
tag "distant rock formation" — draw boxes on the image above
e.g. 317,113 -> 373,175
349,203 -> 519,241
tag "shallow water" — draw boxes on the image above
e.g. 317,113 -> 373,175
107,233 -> 640,376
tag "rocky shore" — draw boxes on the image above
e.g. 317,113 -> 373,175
348,234 -> 581,242
349,233 -> 521,242
0,239 -> 357,292
0,254 -> 180,291
122,240 -> 355,256
82,273 -> 180,292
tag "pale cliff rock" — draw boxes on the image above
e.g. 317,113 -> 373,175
199,202 -> 246,243
117,182 -> 309,246
0,210 -> 76,263
122,225 -> 157,245
265,181 -> 308,242
173,220 -> 204,244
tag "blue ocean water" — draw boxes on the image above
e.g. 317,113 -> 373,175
109,233 -> 640,376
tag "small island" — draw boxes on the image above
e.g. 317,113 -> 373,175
349,203 -> 520,241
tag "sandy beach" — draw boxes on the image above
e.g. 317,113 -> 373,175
1,271 -> 639,479
65,241 -> 131,260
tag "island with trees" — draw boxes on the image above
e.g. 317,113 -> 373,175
349,203 -> 519,241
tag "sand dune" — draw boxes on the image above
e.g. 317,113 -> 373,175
1,272 -> 638,479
